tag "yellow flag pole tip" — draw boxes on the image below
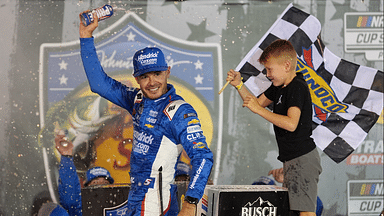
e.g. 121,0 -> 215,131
218,81 -> 230,95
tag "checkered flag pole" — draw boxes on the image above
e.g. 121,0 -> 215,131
237,3 -> 384,163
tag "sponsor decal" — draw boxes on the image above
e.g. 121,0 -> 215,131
168,105 -> 176,112
133,143 -> 149,155
89,167 -> 109,176
187,125 -> 202,133
146,117 -> 157,124
187,132 -> 203,141
298,52 -> 348,122
134,92 -> 143,103
149,110 -> 158,117
188,119 -> 200,125
137,52 -> 159,67
241,197 -> 278,216
133,131 -> 153,155
184,113 -> 197,119
189,159 -> 206,189
348,180 -> 383,216
193,142 -> 206,149
163,100 -> 187,121
137,52 -> 158,60
201,194 -> 208,212
145,124 -> 154,128
141,58 -> 157,66
133,131 -> 154,144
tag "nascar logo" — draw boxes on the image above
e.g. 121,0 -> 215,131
356,15 -> 383,28
360,183 -> 383,196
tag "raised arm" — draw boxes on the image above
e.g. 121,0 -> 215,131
226,69 -> 272,108
55,134 -> 82,216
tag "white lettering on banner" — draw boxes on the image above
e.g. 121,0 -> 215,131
189,159 -> 206,189
355,140 -> 383,154
187,125 -> 202,133
347,140 -> 383,165
348,154 -> 383,165
100,50 -> 133,69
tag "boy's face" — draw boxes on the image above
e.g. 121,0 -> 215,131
264,58 -> 291,87
135,68 -> 170,99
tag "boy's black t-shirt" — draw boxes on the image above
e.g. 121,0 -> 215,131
264,73 -> 316,162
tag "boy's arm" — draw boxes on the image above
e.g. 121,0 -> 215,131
226,69 -> 272,108
226,69 -> 300,131
243,95 -> 301,132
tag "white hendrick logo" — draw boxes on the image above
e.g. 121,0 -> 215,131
134,131 -> 154,144
137,52 -> 158,61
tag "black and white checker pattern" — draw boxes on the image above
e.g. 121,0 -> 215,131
236,3 -> 383,163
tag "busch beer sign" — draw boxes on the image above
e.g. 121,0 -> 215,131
241,197 -> 278,216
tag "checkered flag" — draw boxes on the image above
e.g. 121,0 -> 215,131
237,3 -> 383,163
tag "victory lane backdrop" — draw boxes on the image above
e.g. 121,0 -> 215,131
38,10 -> 220,204
1,1 -> 383,215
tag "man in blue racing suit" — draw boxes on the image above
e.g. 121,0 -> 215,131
79,11 -> 214,216
55,134 -> 115,216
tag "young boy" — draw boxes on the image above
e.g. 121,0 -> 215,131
226,39 -> 322,216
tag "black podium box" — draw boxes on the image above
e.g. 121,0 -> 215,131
81,182 -> 190,215
81,184 -> 130,215
207,185 -> 290,216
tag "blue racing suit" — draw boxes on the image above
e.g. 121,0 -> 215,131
58,156 -> 82,216
80,37 -> 214,216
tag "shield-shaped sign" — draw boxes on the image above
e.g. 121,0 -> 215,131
38,12 -> 222,203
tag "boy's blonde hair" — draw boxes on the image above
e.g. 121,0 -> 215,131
259,39 -> 297,71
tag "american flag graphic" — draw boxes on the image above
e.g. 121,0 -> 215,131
236,3 -> 383,163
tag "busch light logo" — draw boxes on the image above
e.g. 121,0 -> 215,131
241,197 -> 277,216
